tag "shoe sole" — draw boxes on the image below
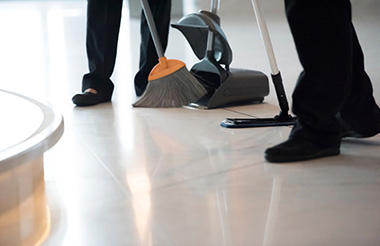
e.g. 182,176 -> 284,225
74,99 -> 110,107
265,149 -> 340,163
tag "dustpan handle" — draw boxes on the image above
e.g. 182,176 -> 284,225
210,0 -> 220,13
251,0 -> 279,75
140,0 -> 164,58
206,0 -> 221,51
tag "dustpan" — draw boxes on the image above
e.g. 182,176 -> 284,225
172,1 -> 269,109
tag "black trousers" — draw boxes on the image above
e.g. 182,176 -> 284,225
82,0 -> 171,99
285,0 -> 380,147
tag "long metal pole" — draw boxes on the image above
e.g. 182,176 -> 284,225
140,0 -> 164,58
251,0 -> 279,75
251,0 -> 292,116
206,0 -> 220,51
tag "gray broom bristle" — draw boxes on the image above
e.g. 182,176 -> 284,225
133,67 -> 207,108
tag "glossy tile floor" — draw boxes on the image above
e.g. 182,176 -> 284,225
1,0 -> 380,245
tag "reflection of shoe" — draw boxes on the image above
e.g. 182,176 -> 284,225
72,92 -> 110,106
265,138 -> 340,163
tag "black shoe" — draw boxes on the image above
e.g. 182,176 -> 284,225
340,124 -> 379,139
265,138 -> 340,163
338,113 -> 380,139
72,92 -> 110,106
341,130 -> 372,139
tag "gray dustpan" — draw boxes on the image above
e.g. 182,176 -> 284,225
172,1 -> 269,109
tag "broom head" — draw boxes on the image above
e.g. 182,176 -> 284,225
148,57 -> 185,81
133,57 -> 207,108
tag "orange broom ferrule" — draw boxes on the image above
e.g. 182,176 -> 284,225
158,57 -> 168,69
148,57 -> 186,81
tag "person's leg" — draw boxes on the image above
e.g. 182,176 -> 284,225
266,0 -> 353,162
73,0 -> 123,106
134,0 -> 171,96
339,24 -> 380,137
287,0 -> 354,147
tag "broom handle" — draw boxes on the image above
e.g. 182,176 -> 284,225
140,0 -> 164,58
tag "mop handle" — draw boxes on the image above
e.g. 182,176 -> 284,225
140,0 -> 164,58
251,0 -> 280,75
251,0 -> 290,114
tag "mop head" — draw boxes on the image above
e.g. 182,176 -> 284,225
133,58 -> 207,108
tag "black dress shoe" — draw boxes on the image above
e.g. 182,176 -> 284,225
340,125 -> 380,139
338,113 -> 380,139
341,130 -> 370,139
72,92 -> 110,106
265,138 -> 340,163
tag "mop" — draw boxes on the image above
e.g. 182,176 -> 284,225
221,0 -> 296,128
133,0 -> 207,108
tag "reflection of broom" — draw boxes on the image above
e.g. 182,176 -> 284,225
133,0 -> 206,108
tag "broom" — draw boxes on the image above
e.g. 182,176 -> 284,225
133,0 -> 207,108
